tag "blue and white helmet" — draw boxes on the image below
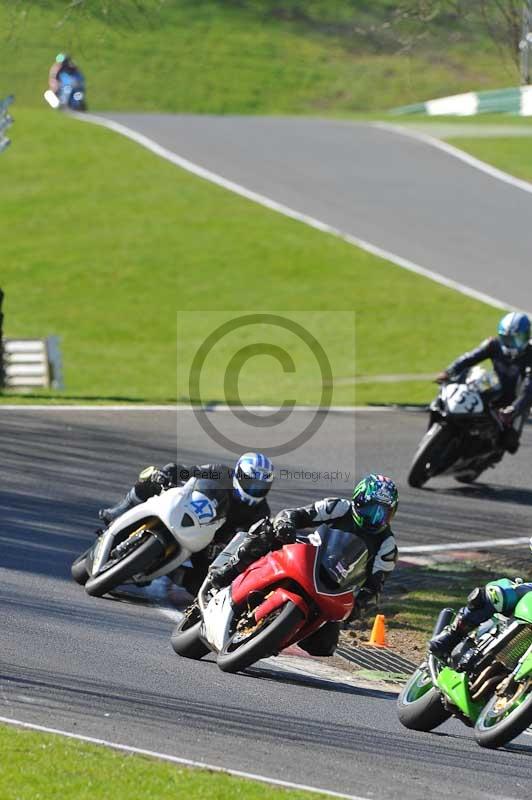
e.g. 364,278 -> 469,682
233,452 -> 274,506
498,312 -> 530,359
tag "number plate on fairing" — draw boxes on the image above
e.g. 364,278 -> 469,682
442,384 -> 484,415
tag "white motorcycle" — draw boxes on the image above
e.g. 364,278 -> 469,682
71,476 -> 231,598
408,366 -> 506,488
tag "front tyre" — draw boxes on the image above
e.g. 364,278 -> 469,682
85,535 -> 164,598
408,423 -> 455,488
397,666 -> 451,731
474,682 -> 532,749
170,606 -> 209,660
217,601 -> 305,674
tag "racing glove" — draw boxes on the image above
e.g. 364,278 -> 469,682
273,517 -> 297,545
498,405 -> 515,426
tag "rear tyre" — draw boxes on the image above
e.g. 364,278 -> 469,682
85,535 -> 164,598
397,667 -> 451,731
71,547 -> 91,585
217,601 -> 305,674
408,424 -> 456,488
170,606 -> 209,660
474,684 -> 532,749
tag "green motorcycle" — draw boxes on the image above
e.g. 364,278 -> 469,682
398,596 -> 532,749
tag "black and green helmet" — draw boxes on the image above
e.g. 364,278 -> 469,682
352,473 -> 398,533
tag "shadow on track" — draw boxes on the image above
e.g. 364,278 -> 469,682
1,662 -> 531,773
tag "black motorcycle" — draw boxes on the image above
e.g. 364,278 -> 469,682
408,367 -> 505,488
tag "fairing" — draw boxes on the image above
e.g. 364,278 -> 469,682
231,540 -> 355,622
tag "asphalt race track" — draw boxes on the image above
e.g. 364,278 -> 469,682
102,114 -> 532,309
2,407 -> 532,799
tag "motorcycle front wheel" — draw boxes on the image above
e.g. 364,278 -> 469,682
217,601 -> 305,674
474,681 -> 532,749
408,423 -> 456,488
397,666 -> 451,731
170,605 -> 209,660
85,535 -> 165,598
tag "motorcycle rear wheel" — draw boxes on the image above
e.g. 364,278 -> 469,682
474,682 -> 532,749
71,547 -> 91,585
408,424 -> 456,488
85,535 -> 164,598
217,601 -> 305,674
170,606 -> 209,660
397,667 -> 451,731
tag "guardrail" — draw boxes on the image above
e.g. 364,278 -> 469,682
0,95 -> 14,153
2,337 -> 64,390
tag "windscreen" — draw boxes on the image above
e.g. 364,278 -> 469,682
314,525 -> 369,592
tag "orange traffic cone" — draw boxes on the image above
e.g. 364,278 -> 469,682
368,614 -> 387,647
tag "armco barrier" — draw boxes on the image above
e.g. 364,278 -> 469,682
0,95 -> 14,152
2,337 -> 64,390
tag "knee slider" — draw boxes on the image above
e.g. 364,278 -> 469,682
466,586 -> 486,610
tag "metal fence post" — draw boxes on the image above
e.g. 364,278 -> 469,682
521,2 -> 532,85
0,289 -> 4,389
0,95 -> 14,152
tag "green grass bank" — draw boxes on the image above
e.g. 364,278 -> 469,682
0,1 -> 515,115
0,109 -> 501,404
0,723 -> 329,800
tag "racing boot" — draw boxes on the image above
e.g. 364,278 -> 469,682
429,612 -> 469,660
98,488 -> 140,525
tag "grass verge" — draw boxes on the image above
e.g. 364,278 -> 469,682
0,723 -> 328,800
447,137 -> 532,184
0,109 -> 499,404
343,552 -> 530,662
0,1 -> 514,115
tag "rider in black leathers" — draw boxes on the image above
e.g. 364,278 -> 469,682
100,454 -> 273,595
209,474 -> 399,656
437,312 -> 532,454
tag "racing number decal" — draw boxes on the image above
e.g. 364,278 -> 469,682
456,389 -> 481,413
451,387 -> 481,414
188,497 -> 215,522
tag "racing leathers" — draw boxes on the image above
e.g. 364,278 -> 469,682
48,60 -> 84,96
442,337 -> 532,453
100,463 -> 270,595
209,497 -> 398,656
430,578 -> 532,661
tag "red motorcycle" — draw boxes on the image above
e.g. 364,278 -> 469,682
170,523 -> 368,673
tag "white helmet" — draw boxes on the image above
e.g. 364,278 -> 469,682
233,452 -> 274,506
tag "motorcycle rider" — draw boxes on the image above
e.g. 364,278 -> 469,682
437,312 -> 532,455
99,453 -> 274,595
49,53 -> 84,98
208,473 -> 399,656
430,539 -> 532,661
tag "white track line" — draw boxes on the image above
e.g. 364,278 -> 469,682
0,404 -> 391,412
401,536 -> 531,554
0,716 -> 369,800
73,112 -> 514,312
376,122 -> 532,197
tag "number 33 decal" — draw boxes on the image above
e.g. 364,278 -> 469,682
456,388 -> 481,413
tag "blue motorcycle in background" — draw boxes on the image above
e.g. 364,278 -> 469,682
44,70 -> 87,111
